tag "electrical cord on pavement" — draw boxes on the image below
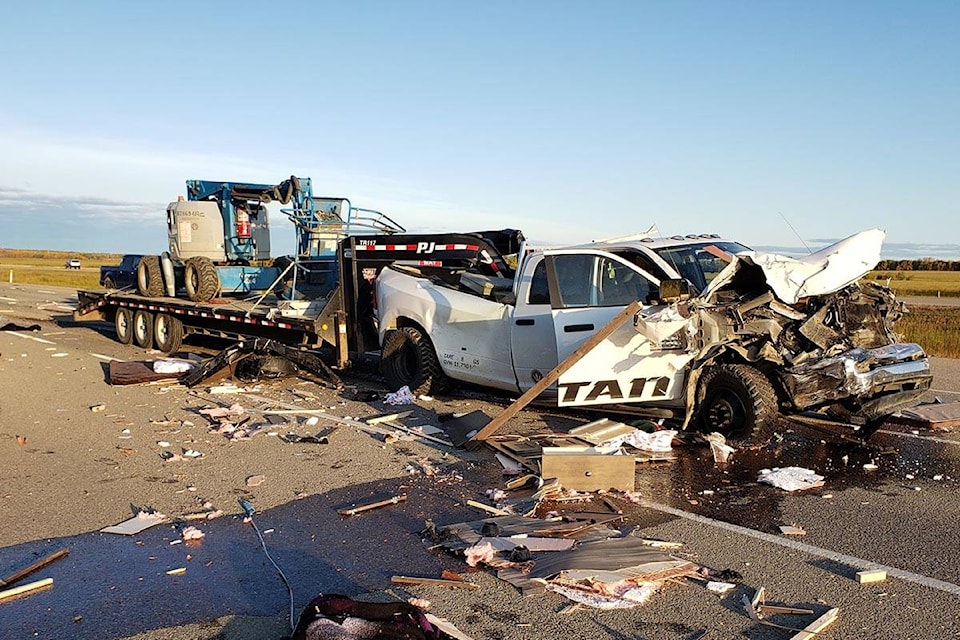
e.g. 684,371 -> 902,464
239,498 -> 296,631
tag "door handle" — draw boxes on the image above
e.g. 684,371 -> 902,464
515,318 -> 535,326
564,323 -> 594,333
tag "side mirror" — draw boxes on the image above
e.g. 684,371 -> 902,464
660,278 -> 693,303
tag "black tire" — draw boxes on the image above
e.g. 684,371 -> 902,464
153,313 -> 183,354
114,307 -> 133,345
103,276 -> 116,290
133,310 -> 154,349
184,257 -> 220,302
697,364 -> 778,441
380,326 -> 451,395
137,255 -> 164,297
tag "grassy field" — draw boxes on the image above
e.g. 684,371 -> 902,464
0,248 -> 122,289
868,270 -> 960,298
894,306 -> 960,359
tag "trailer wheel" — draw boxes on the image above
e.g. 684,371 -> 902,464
114,307 -> 134,345
185,257 -> 219,302
137,256 -> 164,297
153,313 -> 183,354
380,326 -> 451,395
132,310 -> 155,348
697,364 -> 778,441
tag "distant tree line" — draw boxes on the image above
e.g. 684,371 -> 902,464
875,259 -> 960,271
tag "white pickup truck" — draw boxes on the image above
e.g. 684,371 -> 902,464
376,229 -> 932,439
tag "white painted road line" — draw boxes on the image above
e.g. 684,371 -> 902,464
0,296 -> 17,302
876,429 -> 960,446
8,331 -> 56,345
929,388 -> 960,395
642,500 -> 960,597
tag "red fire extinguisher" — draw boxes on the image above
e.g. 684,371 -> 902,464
236,208 -> 251,238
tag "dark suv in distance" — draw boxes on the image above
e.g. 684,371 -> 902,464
100,254 -> 144,289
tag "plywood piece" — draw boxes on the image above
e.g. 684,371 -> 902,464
540,448 -> 635,492
569,418 -> 638,445
896,401 -> 960,427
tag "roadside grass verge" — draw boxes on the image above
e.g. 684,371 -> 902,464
0,265 -> 101,289
895,306 -> 960,359
869,270 -> 960,298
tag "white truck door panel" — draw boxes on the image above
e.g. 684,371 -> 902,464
510,255 -> 560,393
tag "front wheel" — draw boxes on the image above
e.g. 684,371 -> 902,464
136,256 -> 164,297
380,326 -> 451,395
697,364 -> 778,441
184,257 -> 219,302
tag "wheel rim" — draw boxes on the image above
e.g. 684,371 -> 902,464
706,388 -> 746,432
156,317 -> 168,344
118,313 -> 129,336
135,315 -> 148,341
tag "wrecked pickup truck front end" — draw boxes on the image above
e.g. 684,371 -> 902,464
678,230 -> 933,424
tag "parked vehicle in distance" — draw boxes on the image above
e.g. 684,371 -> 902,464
65,258 -> 81,269
100,254 -> 143,289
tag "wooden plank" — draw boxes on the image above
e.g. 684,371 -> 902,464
391,575 -> 479,590
0,548 -> 69,588
468,300 -> 642,444
856,569 -> 887,584
540,448 -> 635,492
0,577 -> 53,603
789,608 -> 839,640
466,500 -> 510,516
337,494 -> 406,517
759,604 -> 815,616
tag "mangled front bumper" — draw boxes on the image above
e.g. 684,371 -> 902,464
781,343 -> 932,413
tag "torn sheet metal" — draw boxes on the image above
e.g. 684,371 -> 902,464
709,229 -> 885,305
179,338 -> 341,388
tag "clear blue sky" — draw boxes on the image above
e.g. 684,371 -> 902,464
1,1 -> 957,258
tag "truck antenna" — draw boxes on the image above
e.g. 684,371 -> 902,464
779,211 -> 812,254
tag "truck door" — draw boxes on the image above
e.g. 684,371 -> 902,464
511,250 -> 663,395
546,250 -> 691,408
510,254 -> 559,393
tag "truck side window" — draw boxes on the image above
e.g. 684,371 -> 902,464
553,254 -> 595,308
527,260 -> 551,305
596,257 -> 656,306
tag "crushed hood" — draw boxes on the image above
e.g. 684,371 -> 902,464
706,229 -> 885,305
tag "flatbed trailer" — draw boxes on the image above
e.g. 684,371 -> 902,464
74,231 -> 519,368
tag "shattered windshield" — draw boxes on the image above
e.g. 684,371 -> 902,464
654,241 -> 749,292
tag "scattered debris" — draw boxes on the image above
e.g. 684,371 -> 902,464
153,359 -> 195,374
246,474 -> 266,487
705,432 -> 736,463
181,526 -> 205,541
101,509 -> 168,535
179,338 -> 341,389
779,525 -> 806,536
89,403 -> 106,413
0,322 -> 41,332
856,569 -> 887,584
165,567 -> 187,576
706,581 -> 736,594
384,385 -> 415,405
291,594 -> 464,640
337,494 -> 407,517
390,575 -> 479,590
758,467 -> 825,492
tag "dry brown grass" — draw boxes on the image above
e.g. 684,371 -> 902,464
895,305 -> 960,359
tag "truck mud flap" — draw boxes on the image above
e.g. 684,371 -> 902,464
180,338 -> 341,389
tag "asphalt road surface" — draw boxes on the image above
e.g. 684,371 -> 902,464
1,283 -> 959,640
